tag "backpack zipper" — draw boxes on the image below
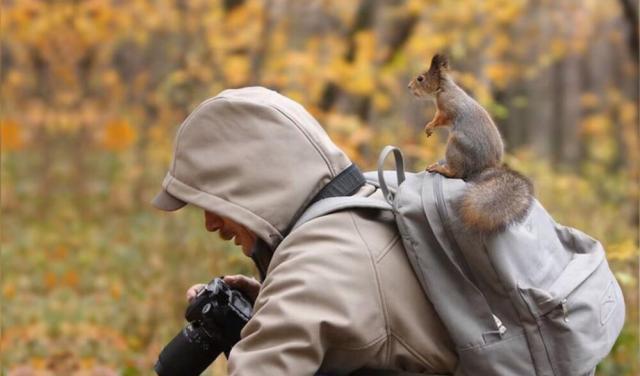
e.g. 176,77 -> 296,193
432,173 -> 506,336
432,174 -> 480,286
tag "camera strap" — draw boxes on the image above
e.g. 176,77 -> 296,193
250,164 -> 366,281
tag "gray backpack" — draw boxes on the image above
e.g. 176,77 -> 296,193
295,146 -> 625,376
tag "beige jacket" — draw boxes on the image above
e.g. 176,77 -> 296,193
152,87 -> 457,375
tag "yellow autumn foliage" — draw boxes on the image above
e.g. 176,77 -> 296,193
101,120 -> 137,151
0,119 -> 25,151
223,55 -> 251,87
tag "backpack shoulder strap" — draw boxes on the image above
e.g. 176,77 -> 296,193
292,196 -> 392,231
292,145 -> 405,232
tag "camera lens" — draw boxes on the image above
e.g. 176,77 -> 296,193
155,279 -> 252,376
155,323 -> 224,376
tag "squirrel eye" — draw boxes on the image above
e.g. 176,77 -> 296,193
417,75 -> 424,82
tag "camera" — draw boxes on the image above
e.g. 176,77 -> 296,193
155,278 -> 253,376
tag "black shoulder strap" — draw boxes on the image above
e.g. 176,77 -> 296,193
307,164 -> 366,205
251,164 -> 366,280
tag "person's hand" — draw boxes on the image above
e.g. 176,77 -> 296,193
185,275 -> 261,304
223,274 -> 261,303
186,283 -> 206,303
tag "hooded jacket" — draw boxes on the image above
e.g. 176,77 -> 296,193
152,87 -> 457,375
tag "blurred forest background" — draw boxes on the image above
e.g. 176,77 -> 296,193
1,0 -> 638,375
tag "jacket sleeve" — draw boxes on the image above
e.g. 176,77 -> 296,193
227,214 -> 387,375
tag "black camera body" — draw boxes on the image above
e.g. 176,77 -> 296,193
155,278 -> 253,376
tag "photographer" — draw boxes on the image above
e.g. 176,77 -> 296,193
152,87 -> 456,375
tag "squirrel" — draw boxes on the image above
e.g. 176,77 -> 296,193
408,54 -> 534,234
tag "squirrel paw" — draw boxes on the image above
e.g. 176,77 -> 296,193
426,162 -> 440,172
427,163 -> 457,178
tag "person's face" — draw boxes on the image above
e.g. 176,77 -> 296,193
204,210 -> 257,256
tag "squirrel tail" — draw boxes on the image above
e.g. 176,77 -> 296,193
455,166 -> 534,234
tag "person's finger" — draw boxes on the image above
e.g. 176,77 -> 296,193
223,275 -> 260,302
186,285 -> 202,302
224,274 -> 257,289
186,283 -> 206,303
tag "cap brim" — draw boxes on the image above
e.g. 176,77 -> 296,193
151,189 -> 188,211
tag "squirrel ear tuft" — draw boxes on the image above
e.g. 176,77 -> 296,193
430,54 -> 450,70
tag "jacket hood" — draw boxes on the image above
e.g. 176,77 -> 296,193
152,87 -> 352,249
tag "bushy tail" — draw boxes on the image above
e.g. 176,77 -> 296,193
455,166 -> 534,234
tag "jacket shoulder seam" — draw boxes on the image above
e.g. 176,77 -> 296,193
332,332 -> 387,351
348,212 -> 390,338
375,234 -> 401,264
389,331 -> 440,372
